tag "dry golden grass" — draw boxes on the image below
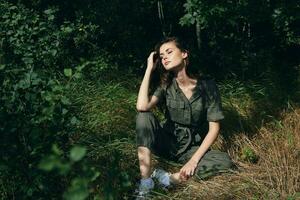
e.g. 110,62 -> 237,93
152,108 -> 300,200
71,78 -> 300,199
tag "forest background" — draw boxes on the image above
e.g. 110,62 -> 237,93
0,0 -> 299,199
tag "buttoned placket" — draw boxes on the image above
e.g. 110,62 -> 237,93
173,79 -> 195,156
173,79 -> 204,125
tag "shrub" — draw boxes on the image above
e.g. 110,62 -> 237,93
0,1 -> 100,199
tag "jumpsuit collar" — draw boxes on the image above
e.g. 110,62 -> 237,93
172,78 -> 203,103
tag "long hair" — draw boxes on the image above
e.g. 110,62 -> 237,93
152,36 -> 200,89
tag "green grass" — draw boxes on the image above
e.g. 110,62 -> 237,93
68,73 -> 300,199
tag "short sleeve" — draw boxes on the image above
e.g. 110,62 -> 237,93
152,86 -> 165,102
205,80 -> 224,122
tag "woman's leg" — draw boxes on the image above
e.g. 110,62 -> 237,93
138,146 -> 152,178
176,147 -> 234,181
194,149 -> 234,179
136,112 -> 163,179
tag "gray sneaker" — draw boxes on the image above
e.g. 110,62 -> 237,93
134,179 -> 154,200
151,168 -> 172,188
135,190 -> 151,200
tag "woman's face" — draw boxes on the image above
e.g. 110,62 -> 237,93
159,41 -> 188,71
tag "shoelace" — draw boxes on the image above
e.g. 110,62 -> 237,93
151,169 -> 171,187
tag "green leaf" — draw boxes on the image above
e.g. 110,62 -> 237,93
70,116 -> 80,125
62,108 -> 68,115
70,146 -> 86,162
74,72 -> 82,79
62,27 -> 73,33
44,9 -> 55,15
52,144 -> 63,155
91,171 -> 100,181
61,96 -> 71,105
9,6 -> 17,10
22,57 -> 34,64
51,49 -> 57,56
64,68 -> 72,77
63,178 -> 89,200
48,15 -> 54,20
38,155 -> 59,171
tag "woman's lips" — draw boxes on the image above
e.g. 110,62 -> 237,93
164,61 -> 170,65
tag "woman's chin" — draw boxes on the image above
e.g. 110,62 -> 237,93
164,66 -> 173,71
164,64 -> 182,72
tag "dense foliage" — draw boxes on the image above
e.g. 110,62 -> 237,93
0,0 -> 299,199
180,0 -> 300,95
0,1 -> 100,199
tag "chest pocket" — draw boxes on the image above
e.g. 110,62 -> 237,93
166,98 -> 186,124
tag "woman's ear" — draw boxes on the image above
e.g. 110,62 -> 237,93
182,51 -> 188,59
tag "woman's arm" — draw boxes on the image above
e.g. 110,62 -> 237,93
136,52 -> 159,111
179,121 -> 220,179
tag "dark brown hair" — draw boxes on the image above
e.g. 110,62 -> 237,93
152,36 -> 199,89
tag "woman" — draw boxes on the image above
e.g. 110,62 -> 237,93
135,37 -> 233,198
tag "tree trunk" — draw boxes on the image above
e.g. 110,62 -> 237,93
196,20 -> 201,50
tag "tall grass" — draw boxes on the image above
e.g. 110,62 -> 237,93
152,79 -> 300,200
69,74 -> 300,199
68,75 -> 140,199
162,108 -> 300,200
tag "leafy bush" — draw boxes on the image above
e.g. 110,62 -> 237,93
180,0 -> 300,81
0,1 -> 100,199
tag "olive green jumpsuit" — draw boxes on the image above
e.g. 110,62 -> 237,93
136,78 -> 233,179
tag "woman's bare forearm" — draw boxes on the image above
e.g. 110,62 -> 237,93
190,122 -> 220,163
177,122 -> 220,180
136,52 -> 158,111
136,68 -> 153,111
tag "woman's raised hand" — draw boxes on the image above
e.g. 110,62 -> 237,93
147,51 -> 159,72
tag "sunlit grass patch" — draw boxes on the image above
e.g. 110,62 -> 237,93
68,76 -> 140,199
68,75 -> 299,199
159,108 -> 300,200
70,79 -> 137,137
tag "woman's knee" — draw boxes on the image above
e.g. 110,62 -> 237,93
136,111 -> 155,131
136,112 -> 157,149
